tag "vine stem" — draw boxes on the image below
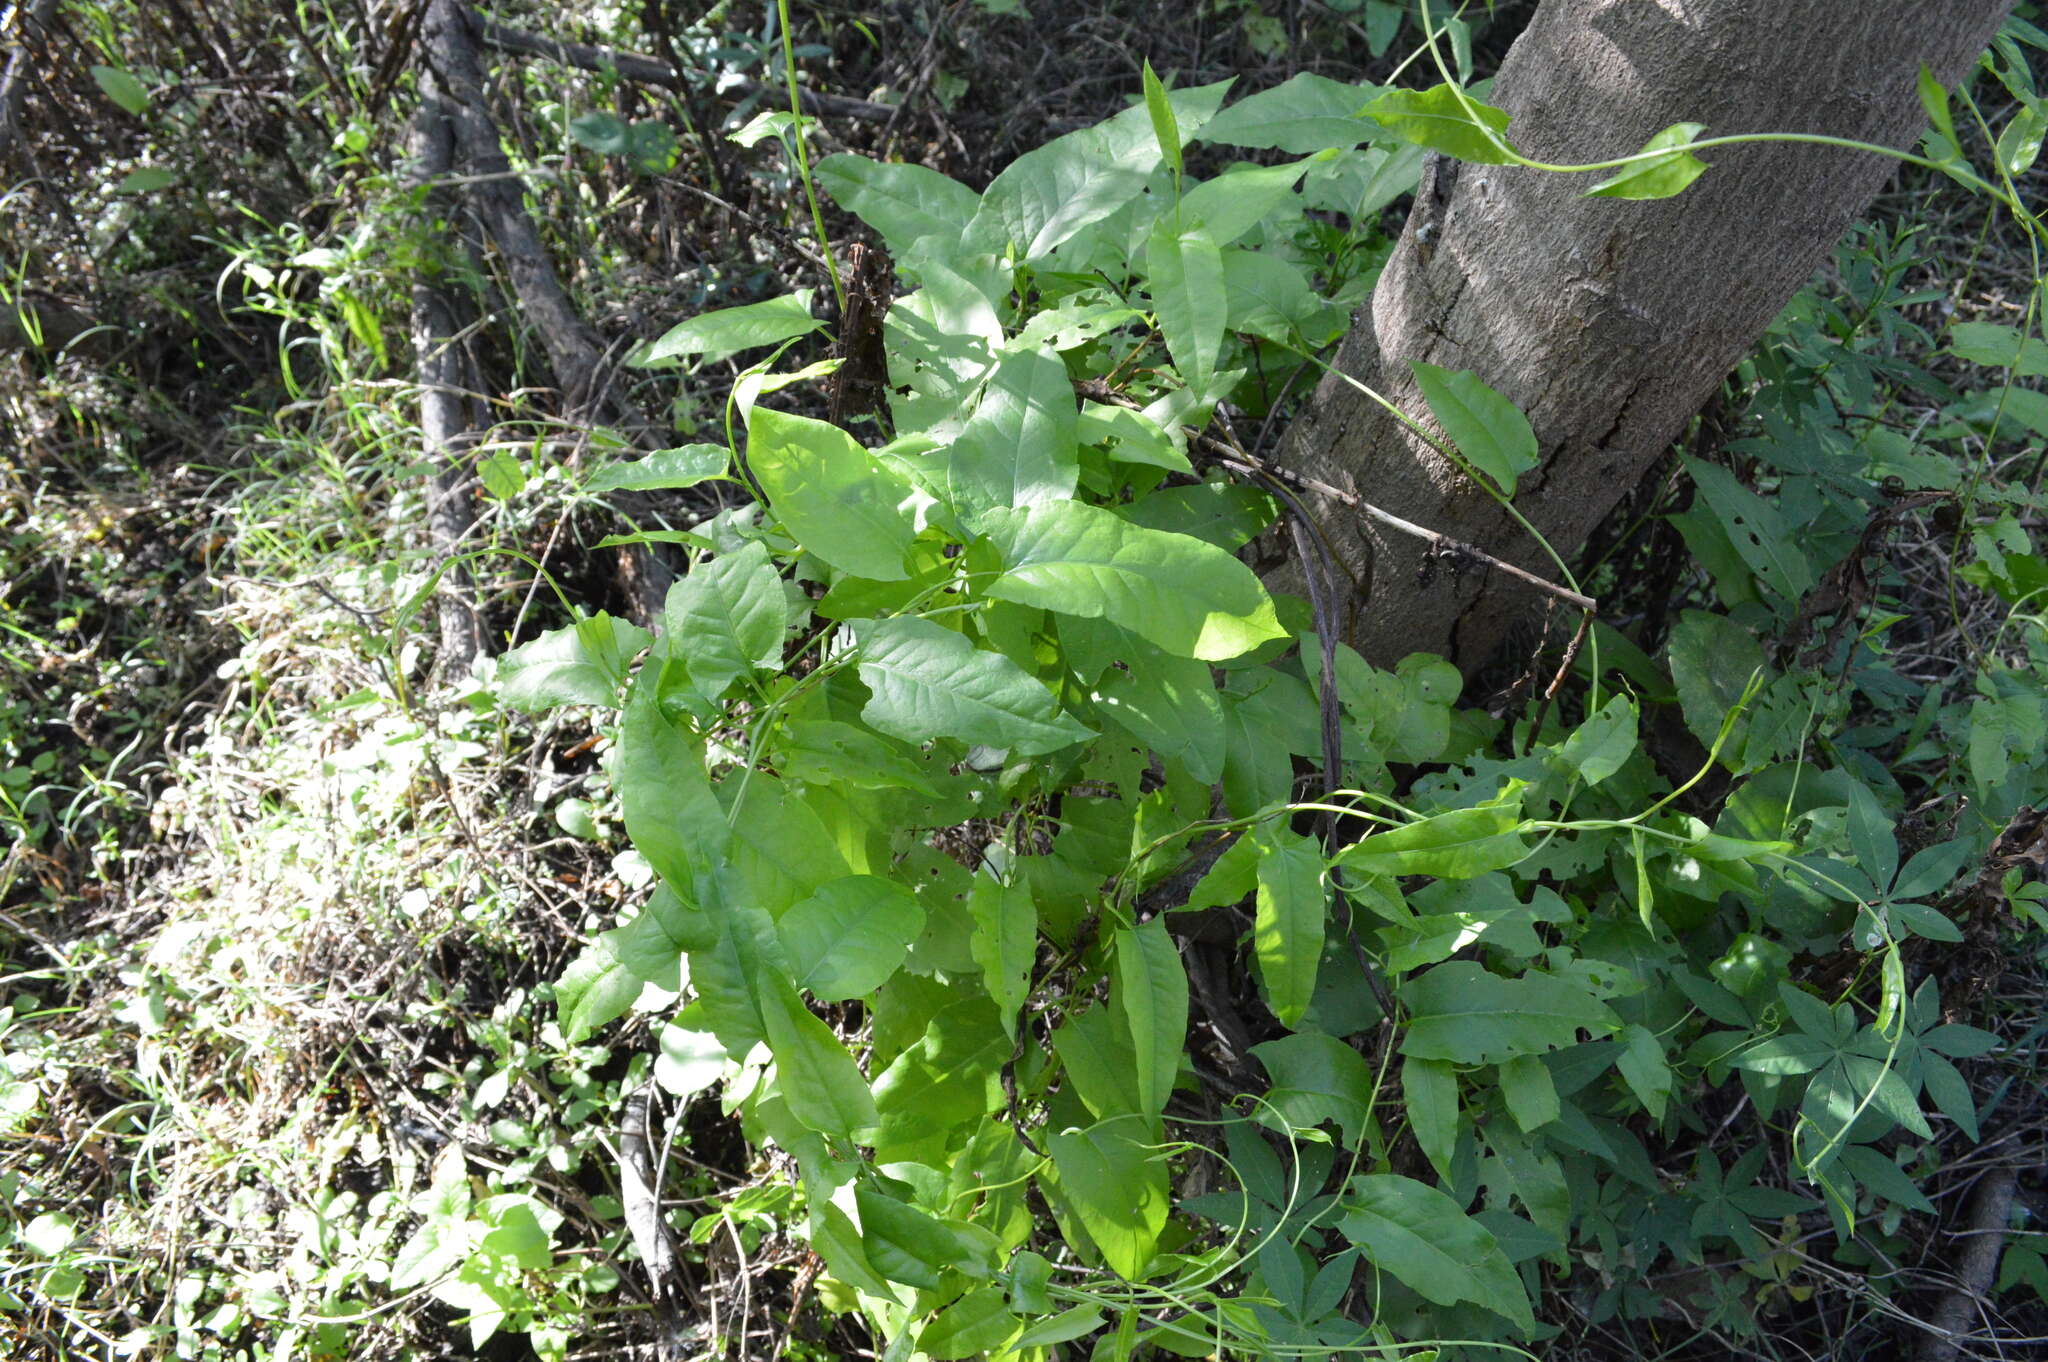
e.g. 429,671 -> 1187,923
774,0 -> 844,311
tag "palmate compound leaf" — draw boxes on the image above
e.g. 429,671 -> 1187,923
976,500 -> 1287,661
848,615 -> 1095,757
1337,1174 -> 1535,1333
1587,121 -> 1710,199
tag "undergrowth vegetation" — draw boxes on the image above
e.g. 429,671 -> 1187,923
2,2 -> 2046,1360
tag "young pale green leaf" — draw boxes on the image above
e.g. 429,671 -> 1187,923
759,978 -> 877,1139
1337,1175 -> 1534,1332
748,406 -> 916,580
1251,824 -> 1326,1028
617,655 -> 729,895
1077,401 -> 1191,473
944,344 -> 1079,517
815,154 -> 981,254
849,615 -> 1093,756
1554,693 -> 1638,786
659,540 -> 787,699
1251,1032 -> 1375,1148
1180,159 -> 1312,249
1364,83 -> 1518,164
1411,362 -> 1539,496
917,1285 -> 1018,1360
497,613 -> 650,711
631,290 -> 824,367
977,500 -> 1287,661
1147,222 -> 1226,399
655,1024 -> 727,1099
91,65 -> 150,116
556,885 -> 715,1042
585,444 -> 729,493
1918,65 -> 1962,159
1196,72 -> 1379,152
1114,919 -> 1188,1121
1997,102 -> 2045,176
1586,122 -> 1709,200
1402,1055 -> 1458,1182
1142,60 -> 1183,186
1400,962 -> 1620,1065
1498,1054 -> 1560,1131
1337,793 -> 1528,879
778,875 -> 926,1002
968,878 -> 1037,1040
1046,1117 -> 1169,1280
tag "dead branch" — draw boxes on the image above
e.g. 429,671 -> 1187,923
1917,1165 -> 2021,1362
0,0 -> 60,168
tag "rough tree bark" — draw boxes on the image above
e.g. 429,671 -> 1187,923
1281,0 -> 2011,674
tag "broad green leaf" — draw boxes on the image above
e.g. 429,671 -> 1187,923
1997,102 -> 2045,176
1197,72 -> 1379,152
655,1024 -> 728,1098
1587,122 -> 1709,199
778,875 -> 925,1001
1949,320 -> 2048,379
1666,611 -> 1766,763
855,1186 -> 989,1289
1077,401 -> 1191,473
1147,223 -> 1227,398
968,878 -> 1037,1040
721,776 -> 849,917
557,886 -> 716,1041
871,998 -> 1009,1153
22,1211 -> 78,1258
91,65 -> 150,116
116,166 -> 176,194
977,500 -> 1287,661
885,258 -> 1002,434
631,290 -> 824,367
1400,962 -> 1619,1064
776,718 -> 940,796
1221,248 -> 1345,343
585,444 -> 729,493
1181,159 -> 1313,249
1251,824 -> 1326,1028
848,615 -> 1094,756
1411,362 -> 1538,495
1365,83 -> 1518,164
1251,1031 -> 1375,1148
1554,693 -> 1637,785
1142,60 -> 1183,185
1616,1024 -> 1672,1120
1114,919 -> 1188,1120
497,613 -> 649,711
1053,1004 -> 1142,1121
918,1285 -> 1018,1359
1337,792 -> 1528,879
747,406 -> 916,580
659,541 -> 787,699
617,653 -> 728,895
1047,1118 -> 1168,1279
1093,640 -> 1226,783
1498,1054 -> 1559,1131
759,979 -> 877,1139
815,154 -> 980,253
1338,1174 -> 1533,1332
1682,456 -> 1814,599
945,344 -> 1079,517
1402,1055 -> 1458,1182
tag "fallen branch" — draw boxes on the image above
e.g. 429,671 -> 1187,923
0,0 -> 59,169
1917,1165 -> 2021,1362
478,18 -> 896,122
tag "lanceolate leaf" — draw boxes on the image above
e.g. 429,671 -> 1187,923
1402,1055 -> 1459,1182
617,652 -> 728,896
632,290 -> 825,367
585,444 -> 730,493
1365,83 -> 1518,164
778,875 -> 926,1002
815,154 -> 981,254
969,878 -> 1037,1040
1251,823 -> 1326,1028
849,615 -> 1094,756
1338,1175 -> 1534,1332
1197,72 -> 1379,152
1400,962 -> 1620,1065
759,978 -> 877,1139
945,344 -> 1079,517
1147,222 -> 1227,399
1047,1118 -> 1168,1280
1113,919 -> 1188,1121
1336,790 -> 1529,879
977,500 -> 1287,661
1411,362 -> 1539,496
748,407 -> 917,580
1587,122 -> 1710,199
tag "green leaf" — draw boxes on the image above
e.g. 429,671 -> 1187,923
659,541 -> 788,699
116,166 -> 176,194
969,878 -> 1038,1040
1114,919 -> 1188,1120
1093,638 -> 1226,783
856,1186 -> 981,1289
1682,456 -> 1815,600
1053,1004 -> 1142,1121
815,154 -> 981,253
585,444 -> 730,493
1498,1054 -> 1559,1132
1364,83 -> 1518,164
1197,72 -> 1379,153
1918,65 -> 1962,161
1147,223 -> 1227,399
630,290 -> 825,367
977,500 -> 1287,661
871,999 -> 1010,1153
1337,791 -> 1528,879
1839,1145 -> 1934,1215
1586,122 -> 1709,200
1181,159 -> 1313,249
778,876 -> 926,1002
1411,362 -> 1539,496
1949,320 -> 2048,379
1251,1031 -> 1375,1148
91,65 -> 150,116
497,613 -> 650,711
1400,962 -> 1619,1065
1047,1118 -> 1169,1279
1251,824 -> 1326,1028
21,1211 -> 77,1257
1666,611 -> 1766,764
944,344 -> 1079,517
1142,60 -> 1183,185
1996,102 -> 2045,176
655,1024 -> 728,1098
848,615 -> 1094,756
759,980 -> 877,1139
747,406 -> 916,580
1403,1055 -> 1458,1182
557,886 -> 716,1041
1337,1175 -> 1534,1332
1554,694 -> 1637,785
617,655 -> 729,895
1616,1024 -> 1672,1120
918,1285 -> 1019,1359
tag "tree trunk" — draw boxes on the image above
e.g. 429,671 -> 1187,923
1280,0 -> 2010,674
